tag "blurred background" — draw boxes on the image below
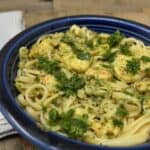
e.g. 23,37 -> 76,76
0,0 -> 149,27
0,0 -> 149,149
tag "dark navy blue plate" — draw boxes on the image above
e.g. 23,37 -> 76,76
0,16 -> 150,150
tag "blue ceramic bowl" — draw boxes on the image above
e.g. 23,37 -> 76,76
0,16 -> 150,150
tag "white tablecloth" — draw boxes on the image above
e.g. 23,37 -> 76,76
0,10 -> 25,138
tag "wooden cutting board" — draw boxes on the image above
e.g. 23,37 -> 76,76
52,0 -> 150,26
0,0 -> 149,27
23,0 -> 150,27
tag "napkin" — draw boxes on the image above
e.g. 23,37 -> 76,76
0,10 -> 25,138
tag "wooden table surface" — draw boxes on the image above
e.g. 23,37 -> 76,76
0,0 -> 149,149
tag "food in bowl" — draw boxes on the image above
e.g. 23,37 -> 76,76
15,25 -> 150,147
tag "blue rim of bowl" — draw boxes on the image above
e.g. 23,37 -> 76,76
0,15 -> 150,150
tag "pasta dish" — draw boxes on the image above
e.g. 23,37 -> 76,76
15,25 -> 150,146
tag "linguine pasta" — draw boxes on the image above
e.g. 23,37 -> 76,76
15,25 -> 150,146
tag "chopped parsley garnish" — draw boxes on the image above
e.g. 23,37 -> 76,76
34,76 -> 40,82
53,71 -> 68,83
116,104 -> 128,118
37,57 -> 85,96
86,40 -> 94,49
108,30 -> 124,47
48,109 -> 88,138
61,110 -> 88,138
75,50 -> 91,60
123,90 -> 134,96
102,50 -> 117,62
86,37 -> 101,49
57,73 -> 85,96
139,95 -> 145,114
36,56 -> 60,74
102,64 -> 112,68
69,74 -> 85,90
62,35 -> 91,60
102,63 -> 113,69
120,43 -> 132,56
49,108 -> 60,123
96,37 -> 102,45
62,118 -> 88,138
141,56 -> 150,63
144,68 -> 150,75
61,35 -> 74,46
62,109 -> 75,119
113,118 -> 124,128
126,58 -> 140,75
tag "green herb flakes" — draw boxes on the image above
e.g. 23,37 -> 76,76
116,104 -> 128,118
108,30 -> 124,47
113,118 -> 124,128
120,43 -> 132,56
141,56 -> 150,63
126,59 -> 140,75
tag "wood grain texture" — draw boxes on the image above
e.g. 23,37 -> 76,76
54,0 -> 150,12
24,9 -> 150,27
0,0 -> 150,149
53,0 -> 150,25
0,135 -> 39,150
0,0 -> 52,11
